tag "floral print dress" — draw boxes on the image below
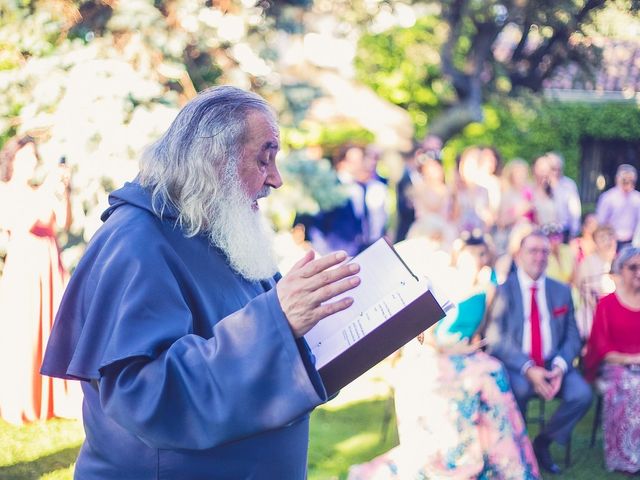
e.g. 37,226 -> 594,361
348,294 -> 540,480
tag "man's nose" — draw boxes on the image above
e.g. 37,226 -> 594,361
267,164 -> 283,189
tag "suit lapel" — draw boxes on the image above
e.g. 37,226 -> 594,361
510,275 -> 525,346
545,277 -> 559,348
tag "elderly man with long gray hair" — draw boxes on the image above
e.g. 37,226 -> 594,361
41,86 -> 361,479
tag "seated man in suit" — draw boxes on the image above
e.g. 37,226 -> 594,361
485,230 -> 592,474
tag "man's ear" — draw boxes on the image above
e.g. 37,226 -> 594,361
513,250 -> 521,266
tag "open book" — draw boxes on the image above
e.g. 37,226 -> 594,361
304,238 -> 452,396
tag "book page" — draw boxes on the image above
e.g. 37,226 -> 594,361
304,238 -> 425,367
310,277 -> 430,369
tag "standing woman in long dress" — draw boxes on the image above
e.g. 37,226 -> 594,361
0,134 -> 81,424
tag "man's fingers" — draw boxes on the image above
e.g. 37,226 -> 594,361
314,297 -> 355,321
535,385 -> 547,399
307,262 -> 360,291
549,377 -> 562,397
545,368 -> 561,379
537,381 -> 553,400
290,249 -> 316,271
312,275 -> 361,306
301,251 -> 348,278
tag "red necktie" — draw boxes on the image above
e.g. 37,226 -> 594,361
530,284 -> 544,367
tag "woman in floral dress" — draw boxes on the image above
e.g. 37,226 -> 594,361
348,236 -> 539,479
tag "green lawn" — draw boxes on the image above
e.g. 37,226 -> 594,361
0,418 -> 83,480
0,371 -> 631,479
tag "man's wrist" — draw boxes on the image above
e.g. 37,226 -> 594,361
521,360 -> 534,376
552,356 -> 567,374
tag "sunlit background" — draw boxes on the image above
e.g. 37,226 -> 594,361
1,1 -> 639,478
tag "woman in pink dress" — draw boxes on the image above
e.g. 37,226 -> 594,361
450,147 -> 494,234
574,224 -> 617,339
570,213 -> 598,265
495,159 -> 535,255
531,155 -> 557,227
0,135 -> 81,424
584,246 -> 640,474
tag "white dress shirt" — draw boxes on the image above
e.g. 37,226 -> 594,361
338,172 -> 388,245
554,176 -> 581,237
516,268 -> 568,374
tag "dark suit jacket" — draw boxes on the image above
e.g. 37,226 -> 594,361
313,199 -> 365,256
395,167 -> 415,242
485,273 -> 582,373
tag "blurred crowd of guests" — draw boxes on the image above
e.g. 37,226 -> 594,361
2,130 -> 640,478
321,141 -> 640,478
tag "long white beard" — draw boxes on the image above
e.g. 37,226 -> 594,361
206,182 -> 279,281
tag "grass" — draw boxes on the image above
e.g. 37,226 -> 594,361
0,368 -> 633,479
0,418 -> 83,480
309,395 -> 630,480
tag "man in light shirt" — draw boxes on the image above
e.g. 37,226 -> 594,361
547,152 -> 581,242
485,231 -> 591,475
596,164 -> 640,251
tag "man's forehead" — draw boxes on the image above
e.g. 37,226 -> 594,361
241,112 -> 278,148
523,235 -> 548,249
255,113 -> 279,139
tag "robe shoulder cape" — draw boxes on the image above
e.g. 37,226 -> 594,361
41,181 -> 327,479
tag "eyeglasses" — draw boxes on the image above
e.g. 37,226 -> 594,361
417,150 -> 443,164
524,248 -> 551,256
624,264 -> 640,273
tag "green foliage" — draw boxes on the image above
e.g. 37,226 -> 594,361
0,2 -> 67,64
355,15 -> 453,139
445,97 -> 640,181
278,152 -> 350,213
354,3 -> 638,141
281,122 -> 375,157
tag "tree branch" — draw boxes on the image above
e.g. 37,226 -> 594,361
427,101 -> 483,141
508,0 -> 607,91
511,20 -> 532,62
441,0 -> 472,99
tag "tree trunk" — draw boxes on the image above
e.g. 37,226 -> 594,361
427,100 -> 483,142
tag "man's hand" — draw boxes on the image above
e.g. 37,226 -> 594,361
525,366 -> 554,401
546,366 -> 563,399
276,250 -> 360,338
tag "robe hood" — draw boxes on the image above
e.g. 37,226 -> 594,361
101,180 -> 178,223
41,180 -> 206,381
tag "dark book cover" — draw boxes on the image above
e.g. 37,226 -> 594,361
318,288 -> 446,397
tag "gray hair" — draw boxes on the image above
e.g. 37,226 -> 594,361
546,151 -> 564,170
613,246 -> 640,274
519,229 -> 548,251
138,85 -> 275,236
616,164 -> 637,182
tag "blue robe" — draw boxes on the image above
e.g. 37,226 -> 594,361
41,181 -> 327,479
